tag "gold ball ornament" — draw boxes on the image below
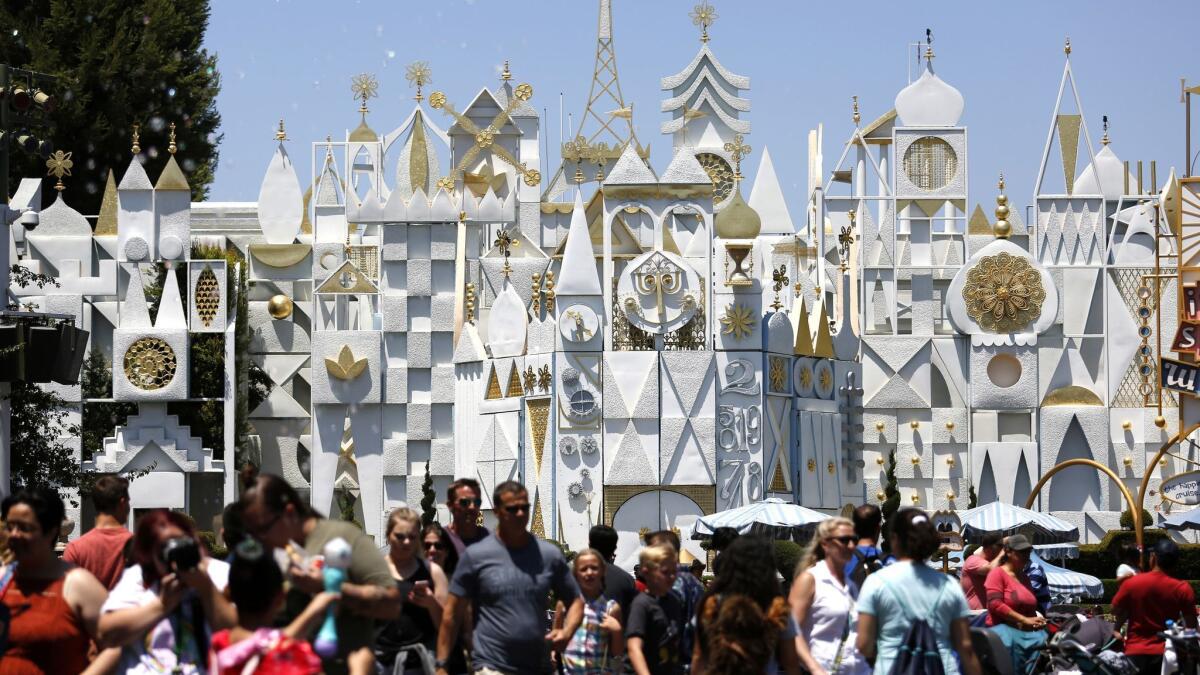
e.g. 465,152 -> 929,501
875,421 -> 886,432
911,455 -> 921,465
1123,456 -> 1133,467
910,420 -> 920,429
945,421 -> 956,430
267,294 -> 294,320
875,456 -> 885,465
946,491 -> 956,500
946,456 -> 956,466
876,491 -> 886,501
1155,415 -> 1168,428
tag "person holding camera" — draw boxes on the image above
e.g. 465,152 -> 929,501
99,509 -> 236,674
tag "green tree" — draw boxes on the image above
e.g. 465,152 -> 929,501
79,347 -> 136,460
8,380 -> 82,491
881,448 -> 900,545
968,483 -> 978,509
419,461 -> 437,527
0,0 -> 222,213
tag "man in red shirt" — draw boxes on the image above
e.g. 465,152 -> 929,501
63,475 -> 132,589
1113,539 -> 1198,674
961,533 -> 1005,610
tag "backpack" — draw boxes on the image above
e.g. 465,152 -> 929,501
883,580 -> 949,675
849,548 -> 884,590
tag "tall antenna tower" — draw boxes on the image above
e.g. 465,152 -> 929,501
543,0 -> 644,201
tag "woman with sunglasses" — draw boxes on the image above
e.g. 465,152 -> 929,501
375,508 -> 449,674
789,517 -> 867,675
421,524 -> 459,577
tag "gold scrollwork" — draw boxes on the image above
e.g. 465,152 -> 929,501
124,337 -> 177,390
962,252 -> 1046,333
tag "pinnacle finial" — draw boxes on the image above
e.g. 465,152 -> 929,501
852,95 -> 861,126
275,119 -> 287,141
501,60 -> 512,82
45,150 -> 73,192
924,28 -> 935,62
690,1 -> 717,44
131,123 -> 141,155
1102,115 -> 1110,146
168,122 -> 177,155
406,61 -> 432,102
351,73 -> 379,113
1064,36 -> 1072,56
994,172 -> 1011,239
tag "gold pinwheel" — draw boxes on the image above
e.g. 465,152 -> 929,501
406,61 -> 432,102
689,1 -> 718,43
45,150 -> 73,192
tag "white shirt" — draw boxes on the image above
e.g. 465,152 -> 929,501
1117,563 -> 1138,578
802,560 -> 869,675
102,559 -> 230,675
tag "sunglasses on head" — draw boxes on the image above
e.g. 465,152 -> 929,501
827,535 -> 857,545
456,497 -> 482,508
503,502 -> 531,515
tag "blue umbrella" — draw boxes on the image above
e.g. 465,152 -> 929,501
1160,506 -> 1200,531
958,501 -> 1079,545
1033,543 -> 1079,561
692,498 -> 830,541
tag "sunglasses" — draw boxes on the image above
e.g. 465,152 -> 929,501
456,497 -> 482,508
503,503 -> 531,515
424,540 -> 449,551
827,535 -> 857,546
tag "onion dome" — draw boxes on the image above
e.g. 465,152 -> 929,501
715,184 -> 761,239
895,44 -> 963,127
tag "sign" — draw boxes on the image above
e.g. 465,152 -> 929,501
1161,470 -> 1200,506
1173,321 -> 1200,356
1161,357 -> 1200,397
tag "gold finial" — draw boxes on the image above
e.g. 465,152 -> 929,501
131,123 -> 141,155
924,28 -> 934,62
544,271 -> 556,313
465,282 -> 476,323
406,61 -> 432,102
494,228 -> 517,278
994,173 -> 1011,239
1101,115 -> 1110,146
45,150 -> 73,192
500,60 -> 512,82
167,122 -> 177,155
839,209 -> 856,271
771,265 -> 789,311
1064,36 -> 1071,56
690,1 -> 717,44
531,272 -> 542,314
275,119 -> 288,141
724,133 -> 750,181
852,95 -> 861,126
351,73 -> 379,113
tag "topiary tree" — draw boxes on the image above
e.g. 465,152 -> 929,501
773,539 -> 803,588
968,482 -> 978,509
1120,508 -> 1152,531
419,461 -> 437,527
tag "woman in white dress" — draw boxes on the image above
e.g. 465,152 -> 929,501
789,517 -> 869,675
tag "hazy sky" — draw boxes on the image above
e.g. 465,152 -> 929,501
204,0 -> 1199,218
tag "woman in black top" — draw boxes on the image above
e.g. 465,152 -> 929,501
376,508 -> 450,673
422,522 -> 459,577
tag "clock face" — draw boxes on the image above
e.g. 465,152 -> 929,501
559,304 -> 599,343
696,152 -> 734,204
902,136 -> 958,191
124,337 -> 178,391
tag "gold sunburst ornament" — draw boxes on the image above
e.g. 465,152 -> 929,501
45,150 -> 73,192
406,61 -> 432,102
962,252 -> 1046,333
719,303 -> 754,341
351,73 -> 379,112
690,1 -> 718,43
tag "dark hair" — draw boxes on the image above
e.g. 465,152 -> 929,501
221,501 -> 248,551
711,527 -> 739,552
228,540 -> 284,615
423,522 -> 459,576
2,486 -> 65,542
492,480 -> 526,508
706,535 -> 782,610
133,509 -> 201,586
446,478 -> 481,503
91,475 -> 129,515
241,473 -> 316,520
646,529 -> 681,552
853,504 -> 883,541
589,524 -> 619,559
888,508 -> 940,561
980,533 -> 1004,548
1154,539 -> 1181,573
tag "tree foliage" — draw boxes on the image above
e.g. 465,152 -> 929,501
420,461 -> 436,527
7,380 -> 82,491
881,448 -> 901,546
80,347 -> 136,460
0,0 -> 222,213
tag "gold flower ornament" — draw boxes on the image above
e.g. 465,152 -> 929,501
962,251 -> 1046,333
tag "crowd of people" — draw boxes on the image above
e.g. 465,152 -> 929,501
0,474 -> 1196,675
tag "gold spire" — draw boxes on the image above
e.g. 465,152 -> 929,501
275,118 -> 288,142
690,1 -> 717,44
500,60 -> 512,82
852,95 -> 861,126
131,123 -> 141,155
45,150 -> 73,192
351,73 -> 378,113
1064,36 -> 1071,56
924,28 -> 934,62
167,122 -> 177,155
406,61 -> 431,102
993,173 -> 1011,239
724,133 -> 750,181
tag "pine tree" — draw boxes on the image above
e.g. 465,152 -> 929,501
0,0 -> 222,212
420,461 -> 437,527
881,448 -> 900,543
968,483 -> 978,509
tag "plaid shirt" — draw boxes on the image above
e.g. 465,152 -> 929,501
672,566 -> 705,668
562,595 -> 619,674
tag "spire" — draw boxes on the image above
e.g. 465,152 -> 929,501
556,191 -> 602,295
993,174 -> 1011,239
748,147 -> 795,235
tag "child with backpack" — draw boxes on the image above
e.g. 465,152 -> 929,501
625,544 -> 683,675
855,509 -> 983,675
208,540 -> 337,675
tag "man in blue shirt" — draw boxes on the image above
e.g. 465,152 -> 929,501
845,504 -> 893,590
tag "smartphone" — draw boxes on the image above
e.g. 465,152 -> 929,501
413,580 -> 431,593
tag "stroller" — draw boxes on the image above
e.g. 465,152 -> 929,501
1031,615 -> 1136,675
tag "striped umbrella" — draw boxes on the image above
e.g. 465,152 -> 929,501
1160,506 -> 1200,531
1033,543 -> 1079,561
1031,551 -> 1103,601
958,501 -> 1079,545
692,498 -> 830,541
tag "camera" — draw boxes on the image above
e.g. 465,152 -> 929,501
161,536 -> 201,573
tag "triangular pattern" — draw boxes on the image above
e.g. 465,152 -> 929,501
154,269 -> 188,329
661,419 -> 714,483
1056,114 -> 1082,195
769,461 -> 788,493
866,337 -> 928,375
557,192 -> 603,295
1061,204 -> 1079,263
866,375 -> 928,408
484,364 -> 502,400
505,362 -> 524,398
1042,204 -> 1061,263
608,421 -> 655,484
527,399 -> 550,476
531,490 -> 545,538
967,204 -> 991,234
121,265 -> 152,328
316,259 -> 379,294
811,302 -> 834,358
749,148 -> 795,235
793,297 -> 814,356
250,387 -> 309,419
661,352 -> 713,416
602,363 -> 630,418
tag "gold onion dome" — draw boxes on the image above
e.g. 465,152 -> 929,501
993,174 -> 1010,239
716,185 -> 761,239
349,114 -> 378,143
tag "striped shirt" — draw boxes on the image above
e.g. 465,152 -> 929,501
562,595 -> 619,675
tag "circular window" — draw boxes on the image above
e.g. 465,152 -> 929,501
124,337 -> 178,391
903,136 -> 958,191
569,390 -> 596,416
986,353 -> 1022,388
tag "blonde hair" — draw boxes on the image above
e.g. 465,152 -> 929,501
639,543 -> 677,571
573,547 -> 606,571
795,517 -> 854,578
386,507 -> 424,558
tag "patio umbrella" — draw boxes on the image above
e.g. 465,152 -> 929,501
958,501 -> 1079,545
1033,543 -> 1079,561
1031,551 -> 1103,601
692,498 -> 830,541
1160,506 -> 1200,531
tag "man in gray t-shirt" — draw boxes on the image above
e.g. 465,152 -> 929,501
436,480 -> 583,675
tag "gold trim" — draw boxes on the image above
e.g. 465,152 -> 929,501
1056,114 -> 1082,196
603,484 -> 716,526
528,399 -> 550,476
317,260 -> 379,294
1026,458 -> 1141,550
250,243 -> 312,269
95,169 -> 119,235
1041,385 -> 1104,406
325,345 -> 368,381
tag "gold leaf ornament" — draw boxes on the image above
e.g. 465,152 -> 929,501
514,83 -> 533,101
124,337 -> 177,391
962,252 -> 1046,333
326,345 -> 368,381
719,303 -> 755,340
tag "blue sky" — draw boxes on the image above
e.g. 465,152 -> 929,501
204,0 -> 1198,218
